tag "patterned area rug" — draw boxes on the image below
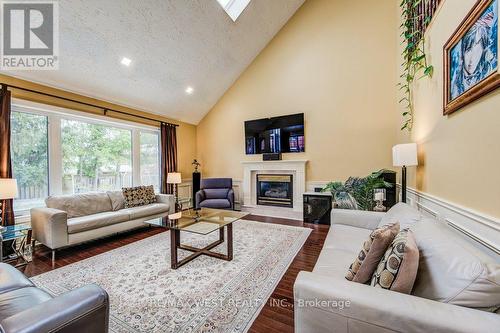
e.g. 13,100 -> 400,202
32,220 -> 311,333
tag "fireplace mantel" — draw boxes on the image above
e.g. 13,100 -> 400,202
240,160 -> 308,213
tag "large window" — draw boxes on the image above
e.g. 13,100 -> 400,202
9,101 -> 161,217
61,119 -> 132,194
10,111 -> 49,214
140,131 -> 160,191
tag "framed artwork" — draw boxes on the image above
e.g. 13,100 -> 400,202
444,0 -> 499,115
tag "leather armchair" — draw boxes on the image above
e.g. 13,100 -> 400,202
0,263 -> 109,333
195,178 -> 234,210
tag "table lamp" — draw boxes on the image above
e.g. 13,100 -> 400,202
167,172 -> 182,212
392,143 -> 418,203
0,179 -> 18,226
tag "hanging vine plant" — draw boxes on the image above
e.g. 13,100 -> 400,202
399,0 -> 436,131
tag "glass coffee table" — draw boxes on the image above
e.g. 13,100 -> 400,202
0,223 -> 33,267
145,208 -> 249,269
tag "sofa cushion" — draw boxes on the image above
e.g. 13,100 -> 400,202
371,229 -> 419,294
346,223 -> 400,283
0,263 -> 34,294
67,210 -> 130,234
123,203 -> 170,220
122,185 -> 156,208
0,287 -> 52,319
378,203 -> 423,229
203,188 -> 229,199
199,199 -> 231,209
412,218 -> 500,311
323,224 -> 372,252
46,192 -> 113,218
313,248 -> 359,277
107,190 -> 126,211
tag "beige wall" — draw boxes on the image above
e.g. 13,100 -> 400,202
397,0 -> 500,218
197,0 -> 398,183
0,74 -> 197,179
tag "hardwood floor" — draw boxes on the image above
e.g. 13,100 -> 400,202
244,215 -> 329,333
17,214 -> 329,332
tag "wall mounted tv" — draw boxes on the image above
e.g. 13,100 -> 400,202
244,113 -> 304,155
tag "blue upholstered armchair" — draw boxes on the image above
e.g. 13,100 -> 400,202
195,178 -> 234,210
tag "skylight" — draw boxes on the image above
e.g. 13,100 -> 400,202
217,0 -> 251,22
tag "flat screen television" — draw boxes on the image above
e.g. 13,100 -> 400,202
244,113 -> 304,154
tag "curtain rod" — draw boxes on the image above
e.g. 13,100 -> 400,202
1,83 -> 179,127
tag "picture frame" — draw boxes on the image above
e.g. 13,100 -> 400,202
443,0 -> 499,115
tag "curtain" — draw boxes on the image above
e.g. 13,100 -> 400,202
160,123 -> 178,194
0,86 -> 14,226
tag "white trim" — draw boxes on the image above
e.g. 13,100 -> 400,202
403,186 -> 500,256
445,219 -> 500,256
132,131 -> 141,186
240,160 -> 307,213
406,187 -> 500,231
48,115 -> 62,195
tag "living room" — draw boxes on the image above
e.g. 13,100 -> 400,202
0,0 -> 498,332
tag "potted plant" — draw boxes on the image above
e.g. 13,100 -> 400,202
323,170 -> 392,211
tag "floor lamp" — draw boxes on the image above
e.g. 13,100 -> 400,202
392,143 -> 418,203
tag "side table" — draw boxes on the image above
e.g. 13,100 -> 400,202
303,192 -> 333,225
178,197 -> 193,212
0,223 -> 33,268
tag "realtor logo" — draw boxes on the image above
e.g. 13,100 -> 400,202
1,1 -> 59,70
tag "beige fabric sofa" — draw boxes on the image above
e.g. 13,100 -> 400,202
294,203 -> 500,333
31,191 -> 174,259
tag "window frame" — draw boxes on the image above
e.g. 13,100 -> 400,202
10,106 -> 50,217
138,130 -> 161,192
11,99 -> 161,220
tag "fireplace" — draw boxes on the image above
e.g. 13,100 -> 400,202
256,174 -> 293,208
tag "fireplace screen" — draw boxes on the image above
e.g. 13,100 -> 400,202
256,174 -> 293,208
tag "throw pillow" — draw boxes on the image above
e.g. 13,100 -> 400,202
371,228 -> 419,294
122,185 -> 157,208
107,190 -> 126,211
346,223 -> 400,283
377,202 -> 423,229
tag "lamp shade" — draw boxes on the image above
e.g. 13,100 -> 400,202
393,143 -> 418,167
0,179 -> 18,200
166,172 -> 182,184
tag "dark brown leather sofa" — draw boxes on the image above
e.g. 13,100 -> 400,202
0,263 -> 109,333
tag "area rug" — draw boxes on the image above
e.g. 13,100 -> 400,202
32,220 -> 311,333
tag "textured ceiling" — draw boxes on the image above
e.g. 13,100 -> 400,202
4,0 -> 304,124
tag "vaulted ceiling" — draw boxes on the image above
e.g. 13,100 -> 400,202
3,0 -> 304,124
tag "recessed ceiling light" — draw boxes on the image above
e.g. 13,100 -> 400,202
121,57 -> 132,66
185,86 -> 194,94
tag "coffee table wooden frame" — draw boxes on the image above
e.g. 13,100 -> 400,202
170,223 -> 233,269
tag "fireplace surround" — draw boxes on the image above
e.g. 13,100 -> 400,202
241,160 -> 307,214
256,174 -> 293,208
